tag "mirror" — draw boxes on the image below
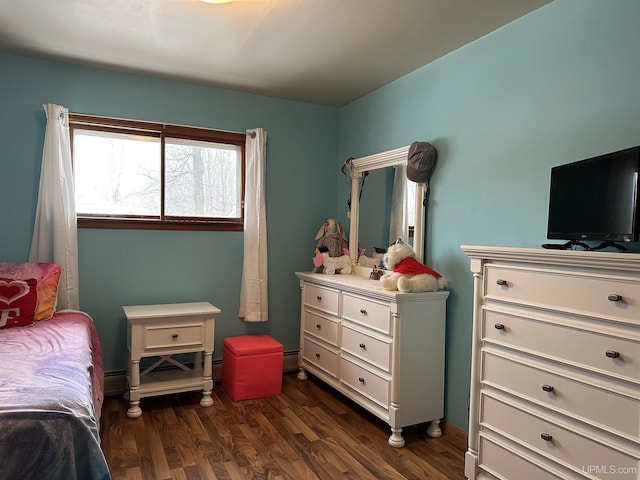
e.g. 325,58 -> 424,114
348,145 -> 426,266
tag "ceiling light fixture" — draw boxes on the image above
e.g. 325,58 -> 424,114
200,0 -> 234,4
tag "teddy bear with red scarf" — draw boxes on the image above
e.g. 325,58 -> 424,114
379,238 -> 446,292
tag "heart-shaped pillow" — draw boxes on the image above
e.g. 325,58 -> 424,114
0,277 -> 37,329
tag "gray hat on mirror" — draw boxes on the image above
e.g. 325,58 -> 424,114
407,141 -> 437,185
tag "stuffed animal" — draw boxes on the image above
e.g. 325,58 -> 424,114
313,246 -> 352,275
313,219 -> 348,273
357,247 -> 386,268
380,239 -> 446,292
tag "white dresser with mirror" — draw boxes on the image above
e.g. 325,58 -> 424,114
296,145 -> 449,447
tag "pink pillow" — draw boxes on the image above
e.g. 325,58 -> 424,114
0,263 -> 62,320
0,277 -> 38,328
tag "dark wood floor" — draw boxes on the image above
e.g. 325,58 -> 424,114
100,373 -> 467,480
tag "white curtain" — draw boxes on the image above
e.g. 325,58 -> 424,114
29,104 -> 79,310
389,164 -> 408,243
239,128 -> 268,322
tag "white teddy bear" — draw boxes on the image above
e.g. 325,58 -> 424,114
379,239 -> 446,292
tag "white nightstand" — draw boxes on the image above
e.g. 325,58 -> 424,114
123,302 -> 220,418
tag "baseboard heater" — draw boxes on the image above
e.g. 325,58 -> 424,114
104,350 -> 300,397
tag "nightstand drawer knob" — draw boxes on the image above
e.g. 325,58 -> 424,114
496,279 -> 508,286
540,433 -> 553,442
315,353 -> 320,359
541,384 -> 554,393
359,343 -> 366,349
605,350 -> 620,359
359,308 -> 367,315
494,323 -> 505,330
316,324 -> 321,329
358,377 -> 365,383
171,334 -> 179,340
316,296 -> 322,301
607,293 -> 622,302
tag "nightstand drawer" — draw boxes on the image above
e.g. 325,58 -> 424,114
340,357 -> 390,408
341,323 -> 391,372
485,264 -> 640,323
482,351 -> 640,441
303,310 -> 339,346
143,323 -> 205,352
484,309 -> 640,383
342,293 -> 391,335
481,393 -> 640,476
304,284 -> 339,316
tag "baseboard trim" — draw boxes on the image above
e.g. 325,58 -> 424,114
105,350 -> 300,397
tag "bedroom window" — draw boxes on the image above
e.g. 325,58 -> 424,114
69,114 -> 245,231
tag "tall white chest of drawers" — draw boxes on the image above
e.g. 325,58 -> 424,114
462,246 -> 640,480
295,271 -> 449,447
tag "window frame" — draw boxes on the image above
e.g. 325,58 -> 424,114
69,114 -> 246,231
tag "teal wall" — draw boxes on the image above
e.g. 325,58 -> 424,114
0,54 -> 338,372
2,0 -> 640,435
338,0 -> 640,430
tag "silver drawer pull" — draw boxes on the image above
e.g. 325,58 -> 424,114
496,279 -> 508,286
359,343 -> 366,349
359,308 -> 367,315
605,350 -> 620,359
540,433 -> 553,442
607,293 -> 622,302
358,377 -> 365,383
171,334 -> 179,340
316,295 -> 322,301
315,324 -> 321,329
541,384 -> 554,393
494,323 -> 505,330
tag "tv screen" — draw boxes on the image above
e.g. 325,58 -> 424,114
547,146 -> 640,245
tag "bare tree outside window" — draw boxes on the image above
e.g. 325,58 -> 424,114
70,114 -> 245,231
165,138 -> 241,219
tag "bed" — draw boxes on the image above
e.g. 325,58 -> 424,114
0,263 -> 110,480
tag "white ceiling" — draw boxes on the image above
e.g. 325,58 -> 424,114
0,0 -> 551,107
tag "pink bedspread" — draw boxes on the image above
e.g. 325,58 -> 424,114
0,310 -> 109,480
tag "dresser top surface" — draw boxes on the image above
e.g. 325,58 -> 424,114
461,245 -> 640,273
295,271 -> 449,302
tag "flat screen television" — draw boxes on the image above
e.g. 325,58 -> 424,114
546,145 -> 640,250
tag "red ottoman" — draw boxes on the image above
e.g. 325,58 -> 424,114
222,334 -> 283,401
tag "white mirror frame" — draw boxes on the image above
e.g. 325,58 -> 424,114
348,145 -> 426,265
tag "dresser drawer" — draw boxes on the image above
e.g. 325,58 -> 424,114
340,357 -> 390,408
485,265 -> 640,323
341,323 -> 392,373
482,351 -> 640,441
304,283 -> 339,316
302,336 -> 339,377
479,435 -> 567,480
342,293 -> 391,335
303,310 -> 339,346
481,394 -> 640,478
484,309 -> 640,383
143,323 -> 205,353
